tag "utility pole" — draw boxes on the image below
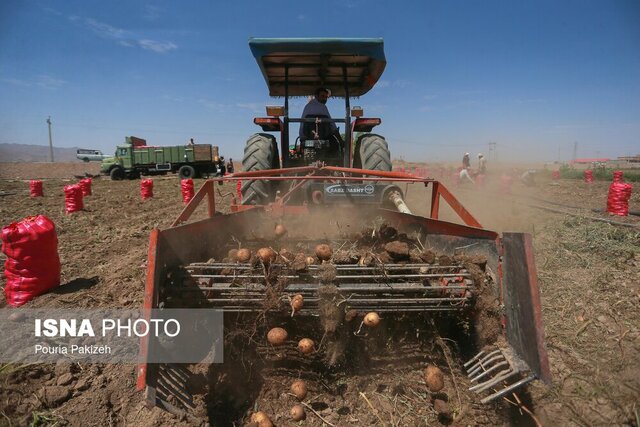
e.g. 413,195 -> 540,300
572,141 -> 577,163
46,116 -> 54,162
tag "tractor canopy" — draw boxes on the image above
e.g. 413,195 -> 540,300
249,38 -> 386,97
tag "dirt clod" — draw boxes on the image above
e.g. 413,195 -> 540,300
438,255 -> 452,266
56,372 -> 74,386
40,386 -> 71,407
384,241 -> 410,261
420,250 -> 437,264
433,398 -> 451,417
291,252 -> 308,272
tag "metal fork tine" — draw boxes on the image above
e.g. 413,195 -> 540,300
470,368 -> 518,393
467,353 -> 506,377
480,374 -> 537,404
463,350 -> 485,367
465,349 -> 502,373
469,361 -> 509,383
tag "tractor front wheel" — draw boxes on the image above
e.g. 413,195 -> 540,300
241,133 -> 280,205
352,134 -> 392,172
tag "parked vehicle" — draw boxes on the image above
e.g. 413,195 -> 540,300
100,136 -> 220,180
77,148 -> 106,162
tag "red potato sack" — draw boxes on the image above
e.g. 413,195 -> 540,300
1,215 -> 61,307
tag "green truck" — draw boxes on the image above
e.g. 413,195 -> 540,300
100,137 -> 220,180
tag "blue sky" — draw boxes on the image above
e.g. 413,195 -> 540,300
1,0 -> 638,163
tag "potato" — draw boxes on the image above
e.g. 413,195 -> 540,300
424,365 -> 445,392
237,248 -> 252,263
256,247 -> 277,265
227,249 -> 239,262
290,404 -> 306,421
297,338 -> 315,355
266,327 -> 288,346
315,244 -> 333,261
274,224 -> 287,238
291,294 -> 304,312
305,256 -> 316,266
250,411 -> 273,427
363,312 -> 380,327
290,380 -> 308,400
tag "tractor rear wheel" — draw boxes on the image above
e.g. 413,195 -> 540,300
241,133 -> 280,205
353,134 -> 392,172
178,165 -> 196,179
110,166 -> 125,180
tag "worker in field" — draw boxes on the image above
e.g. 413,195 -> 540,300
226,158 -> 235,174
219,156 -> 227,176
462,152 -> 471,169
299,87 -> 344,159
478,153 -> 486,174
520,169 -> 537,186
459,167 -> 475,185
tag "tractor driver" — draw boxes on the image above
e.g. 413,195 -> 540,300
299,87 -> 344,158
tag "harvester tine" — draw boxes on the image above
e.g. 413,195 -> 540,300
479,374 -> 537,404
469,368 -> 517,393
463,350 -> 485,367
469,361 -> 510,383
465,349 -> 502,373
467,353 -> 506,377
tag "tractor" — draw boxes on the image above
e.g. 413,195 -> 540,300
240,38 -> 392,206
136,38 -> 550,419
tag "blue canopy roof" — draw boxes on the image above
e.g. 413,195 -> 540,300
249,38 -> 386,97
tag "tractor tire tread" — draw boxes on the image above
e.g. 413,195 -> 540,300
354,134 -> 392,172
241,133 -> 279,205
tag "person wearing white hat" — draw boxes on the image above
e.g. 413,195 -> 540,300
462,152 -> 471,169
477,153 -> 486,174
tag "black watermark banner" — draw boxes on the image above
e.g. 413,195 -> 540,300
0,309 -> 223,364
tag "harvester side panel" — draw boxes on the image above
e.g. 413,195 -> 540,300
502,233 -> 551,383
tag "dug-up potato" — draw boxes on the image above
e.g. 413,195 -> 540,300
237,248 -> 252,263
290,294 -> 304,312
290,404 -> 306,421
290,380 -> 308,400
424,364 -> 445,392
266,327 -> 288,346
315,244 -> 332,261
297,338 -> 315,355
256,247 -> 277,265
249,411 -> 273,427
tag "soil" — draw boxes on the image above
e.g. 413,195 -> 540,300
1,163 -> 639,426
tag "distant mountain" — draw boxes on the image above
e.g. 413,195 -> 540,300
0,143 -> 81,162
